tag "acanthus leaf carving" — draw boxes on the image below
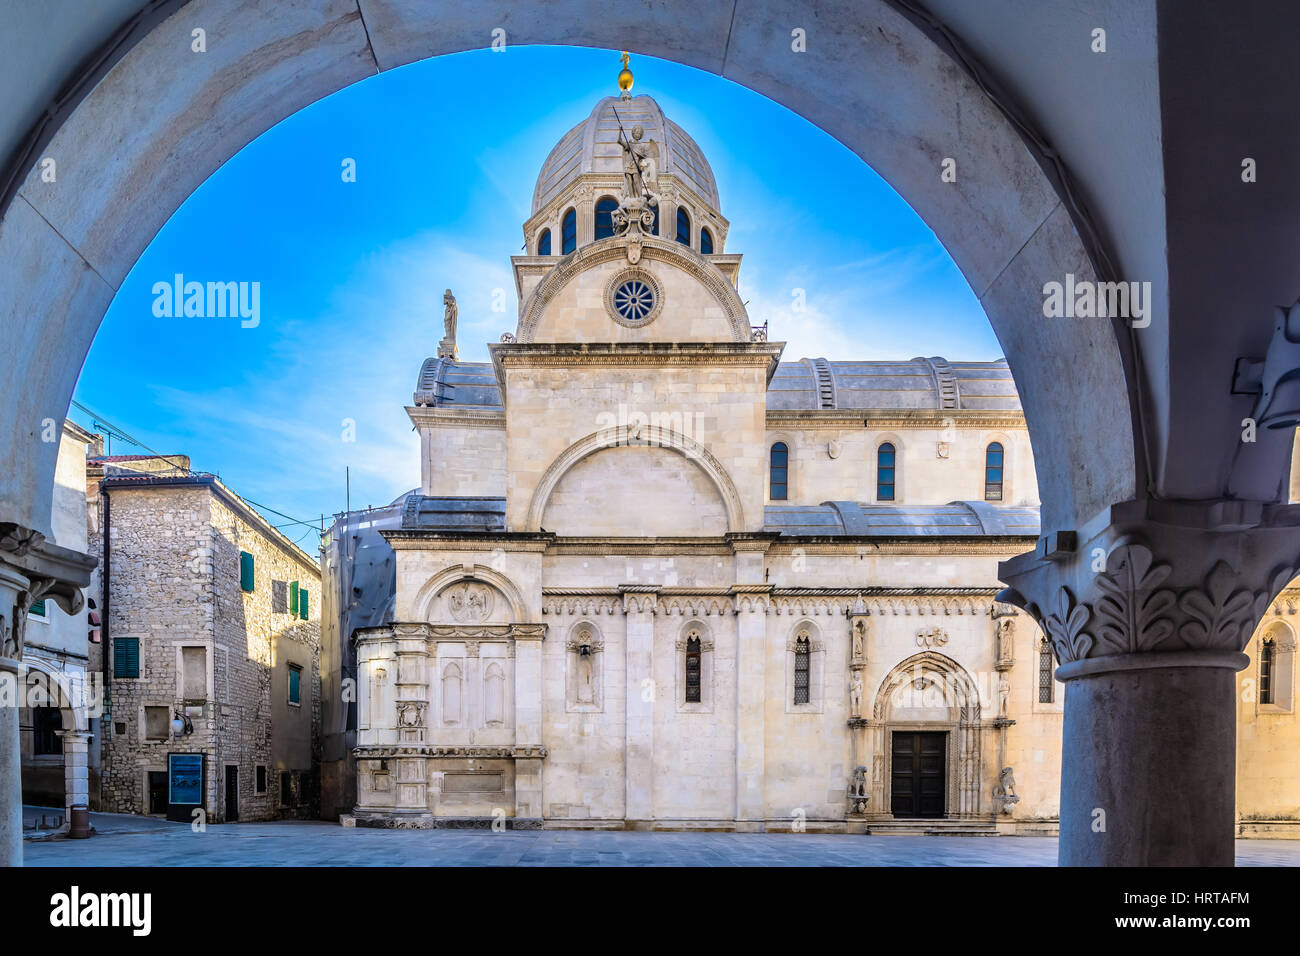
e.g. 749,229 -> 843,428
1041,587 -> 1092,664
1177,559 -> 1258,651
1091,543 -> 1176,655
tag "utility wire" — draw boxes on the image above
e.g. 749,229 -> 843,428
70,398 -> 322,542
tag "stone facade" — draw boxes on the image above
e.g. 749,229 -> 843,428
92,458 -> 320,823
330,81 -> 1300,836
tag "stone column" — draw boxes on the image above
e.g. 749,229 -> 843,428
999,500 -> 1300,866
512,623 -> 546,824
734,592 -> 769,830
846,598 -> 871,828
59,729 -> 92,818
0,561 -> 30,864
0,523 -> 96,863
391,625 -> 430,824
622,589 -> 657,825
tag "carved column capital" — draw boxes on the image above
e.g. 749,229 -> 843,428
999,505 -> 1300,676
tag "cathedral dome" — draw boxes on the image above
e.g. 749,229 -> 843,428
531,94 -> 720,216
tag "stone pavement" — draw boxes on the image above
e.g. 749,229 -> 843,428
19,813 -> 1300,865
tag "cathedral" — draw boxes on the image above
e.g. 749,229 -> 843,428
319,63 -> 1300,835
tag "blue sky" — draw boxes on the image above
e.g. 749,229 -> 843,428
70,45 -> 999,549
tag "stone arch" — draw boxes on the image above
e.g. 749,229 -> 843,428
526,424 -> 745,532
515,237 -> 750,342
0,0 -> 1138,542
869,651 -> 984,818
20,658 -> 86,732
412,564 -> 527,624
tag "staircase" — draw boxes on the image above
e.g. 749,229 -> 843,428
866,818 -> 999,837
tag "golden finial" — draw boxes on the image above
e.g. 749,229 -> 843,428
617,51 -> 634,95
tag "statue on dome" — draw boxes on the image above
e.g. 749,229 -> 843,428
437,289 -> 457,360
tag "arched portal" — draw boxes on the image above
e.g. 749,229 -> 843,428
868,652 -> 984,820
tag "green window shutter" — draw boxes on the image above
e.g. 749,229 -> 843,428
114,637 -> 140,679
239,551 -> 255,592
288,665 -> 301,704
30,599 -> 46,616
289,580 -> 299,615
299,588 -> 309,620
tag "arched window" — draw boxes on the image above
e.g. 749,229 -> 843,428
561,208 -> 577,254
793,635 -> 811,704
1038,637 -> 1054,703
700,227 -> 714,255
685,635 -> 702,703
676,206 -> 691,245
877,443 -> 896,501
594,196 -> 619,240
769,442 -> 789,500
537,228 -> 551,256
985,442 -> 1004,501
1261,635 -> 1276,704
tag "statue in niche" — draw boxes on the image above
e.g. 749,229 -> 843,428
852,618 -> 867,661
996,617 -> 1015,662
849,672 -> 864,717
998,675 -> 1010,717
438,289 -> 458,360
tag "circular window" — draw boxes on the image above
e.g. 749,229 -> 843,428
613,279 -> 655,321
604,269 -> 663,328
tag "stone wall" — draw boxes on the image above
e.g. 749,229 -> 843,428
98,478 -> 320,822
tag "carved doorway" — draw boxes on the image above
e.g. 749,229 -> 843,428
890,731 -> 946,818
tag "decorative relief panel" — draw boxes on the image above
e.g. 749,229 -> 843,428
444,582 -> 494,623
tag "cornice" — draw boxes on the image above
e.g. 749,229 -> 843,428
765,408 -> 1026,429
406,406 -> 506,429
354,745 -> 548,760
381,531 -> 553,551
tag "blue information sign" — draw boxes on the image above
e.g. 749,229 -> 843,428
168,753 -> 203,805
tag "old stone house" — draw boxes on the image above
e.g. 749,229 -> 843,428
90,453 -> 321,823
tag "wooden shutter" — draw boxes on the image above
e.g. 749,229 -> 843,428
115,637 -> 140,679
239,551 -> 255,591
289,580 -> 299,615
299,588 -> 309,620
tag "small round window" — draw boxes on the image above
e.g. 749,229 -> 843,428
604,269 -> 663,328
613,279 -> 655,322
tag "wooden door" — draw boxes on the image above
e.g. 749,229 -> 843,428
890,731 -> 946,818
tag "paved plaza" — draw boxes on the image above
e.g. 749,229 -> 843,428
19,812 -> 1300,866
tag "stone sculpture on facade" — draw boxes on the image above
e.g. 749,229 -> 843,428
993,766 -> 1020,814
438,289 -> 458,360
849,672 -> 864,717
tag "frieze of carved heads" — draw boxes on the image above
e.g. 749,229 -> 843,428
444,582 -> 494,623
1001,534 -> 1300,666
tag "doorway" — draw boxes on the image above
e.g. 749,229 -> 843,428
890,731 -> 946,818
147,771 -> 167,814
225,765 -> 238,821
